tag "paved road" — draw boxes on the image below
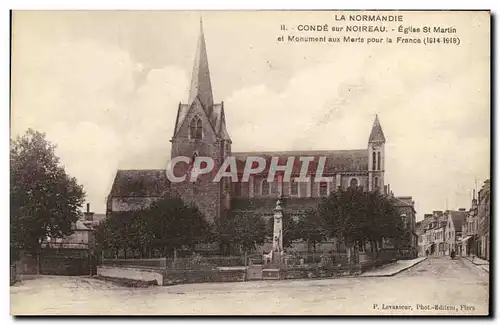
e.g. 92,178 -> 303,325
10,257 -> 489,315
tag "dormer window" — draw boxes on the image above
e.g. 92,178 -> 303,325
189,116 -> 203,140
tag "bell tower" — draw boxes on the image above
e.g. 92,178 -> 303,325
170,18 -> 232,223
368,115 -> 386,192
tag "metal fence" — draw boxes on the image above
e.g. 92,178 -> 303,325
102,255 -> 246,270
100,249 -> 408,272
284,252 -> 348,268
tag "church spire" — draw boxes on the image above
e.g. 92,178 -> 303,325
368,114 -> 386,143
188,18 -> 214,111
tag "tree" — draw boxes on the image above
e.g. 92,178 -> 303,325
217,213 -> 267,255
11,129 -> 85,262
317,187 -> 404,253
297,209 -> 326,252
95,197 -> 213,258
144,197 -> 212,255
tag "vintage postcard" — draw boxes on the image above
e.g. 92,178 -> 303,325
10,10 -> 490,316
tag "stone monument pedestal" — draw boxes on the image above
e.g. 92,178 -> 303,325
262,197 -> 286,280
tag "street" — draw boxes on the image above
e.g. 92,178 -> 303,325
10,257 -> 489,315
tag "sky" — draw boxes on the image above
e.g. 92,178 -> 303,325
10,11 -> 490,218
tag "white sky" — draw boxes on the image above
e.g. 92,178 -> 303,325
10,11 -> 490,217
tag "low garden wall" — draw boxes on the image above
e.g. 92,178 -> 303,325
96,251 -> 402,286
281,266 -> 361,280
97,266 -> 164,286
96,265 -> 247,286
163,267 -> 247,286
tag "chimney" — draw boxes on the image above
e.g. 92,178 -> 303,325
84,203 -> 94,221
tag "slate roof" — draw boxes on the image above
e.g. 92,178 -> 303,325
109,170 -> 170,197
173,19 -> 231,141
232,149 -> 369,174
449,210 -> 466,231
188,18 -> 213,111
392,196 -> 414,208
369,115 -> 386,143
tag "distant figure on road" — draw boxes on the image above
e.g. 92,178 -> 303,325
450,250 -> 456,259
425,250 -> 429,257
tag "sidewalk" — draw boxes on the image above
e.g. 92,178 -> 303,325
360,257 -> 427,277
462,255 -> 489,273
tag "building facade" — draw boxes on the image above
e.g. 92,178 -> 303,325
106,21 -> 416,254
460,193 -> 478,257
445,209 -> 466,255
477,179 -> 491,261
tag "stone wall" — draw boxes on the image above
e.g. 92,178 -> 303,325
163,268 -> 246,286
97,266 -> 164,286
281,266 -> 361,280
111,197 -> 160,212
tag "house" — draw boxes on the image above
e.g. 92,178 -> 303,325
477,179 -> 491,261
460,191 -> 479,256
445,209 -> 466,255
391,195 -> 418,257
417,211 -> 447,256
46,203 -> 105,249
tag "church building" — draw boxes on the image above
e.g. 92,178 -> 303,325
107,20 -> 389,232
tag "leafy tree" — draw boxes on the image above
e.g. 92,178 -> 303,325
10,129 -> 85,261
317,187 -> 404,253
145,198 -> 212,255
218,213 -> 267,255
96,197 -> 212,258
297,209 -> 326,252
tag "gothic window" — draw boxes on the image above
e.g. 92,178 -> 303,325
281,181 -> 289,196
271,180 -> 279,196
234,182 -> 242,197
290,179 -> 298,196
372,151 -> 377,170
189,116 -> 203,139
349,178 -> 358,189
319,182 -> 328,196
374,177 -> 379,189
253,177 -> 260,195
261,179 -> 270,196
377,152 -> 381,171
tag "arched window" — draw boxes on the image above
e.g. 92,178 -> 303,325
377,152 -> 381,171
189,116 -> 203,139
350,178 -> 358,189
253,177 -> 260,195
261,179 -> 270,196
271,180 -> 279,196
234,182 -> 242,197
290,179 -> 298,196
374,177 -> 379,189
372,151 -> 377,170
319,181 -> 328,196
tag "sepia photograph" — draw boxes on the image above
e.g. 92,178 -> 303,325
9,10 -> 490,315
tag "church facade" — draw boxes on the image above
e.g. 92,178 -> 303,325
106,21 -> 393,237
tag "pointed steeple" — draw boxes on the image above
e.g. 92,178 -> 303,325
188,18 -> 214,111
368,115 -> 386,143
